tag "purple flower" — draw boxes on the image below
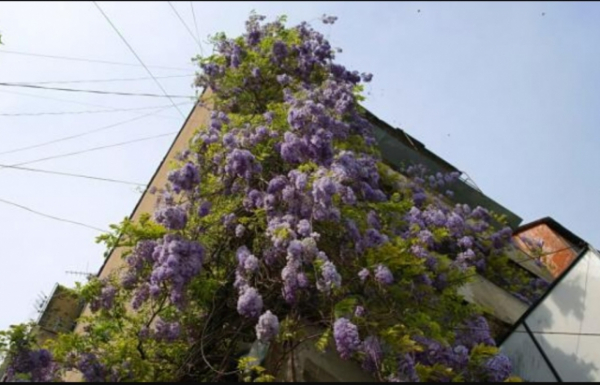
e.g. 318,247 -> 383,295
272,40 -> 288,61
99,285 -> 117,310
470,206 -> 491,221
411,244 -> 429,259
267,175 -> 288,194
287,240 -> 304,261
236,246 -> 252,267
458,236 -> 474,249
244,189 -> 264,211
155,205 -> 188,230
244,254 -> 259,273
367,211 -> 381,229
77,353 -> 107,382
374,264 -> 394,285
167,162 -> 200,193
361,336 -> 382,372
237,287 -> 263,318
297,272 -> 309,288
198,201 -> 211,217
235,224 -> 246,238
297,219 -> 312,237
255,311 -> 280,343
225,149 -> 256,180
333,318 -> 361,360
455,316 -> 495,348
418,230 -> 434,247
447,212 -> 465,236
358,268 -> 370,282
319,261 -> 342,293
354,306 -> 366,318
365,228 -> 388,248
484,354 -> 512,382
276,74 -> 291,85
263,111 -> 274,124
155,319 -> 181,342
361,72 -> 373,82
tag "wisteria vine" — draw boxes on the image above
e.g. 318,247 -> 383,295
0,14 -> 539,383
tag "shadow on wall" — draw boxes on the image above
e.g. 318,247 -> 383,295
516,252 -> 599,381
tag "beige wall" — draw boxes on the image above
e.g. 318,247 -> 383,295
65,95 -> 210,381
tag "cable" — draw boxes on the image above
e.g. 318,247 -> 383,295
0,49 -> 191,71
0,102 -> 191,117
168,1 -> 204,54
1,131 -> 178,172
0,82 -> 192,99
0,196 -> 108,233
0,89 -> 181,121
0,163 -> 145,186
93,2 -> 186,118
7,74 -> 194,85
190,2 -> 203,55
0,103 -> 186,157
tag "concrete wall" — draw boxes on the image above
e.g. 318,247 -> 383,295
36,285 -> 82,346
501,249 -> 600,382
64,96 -> 210,382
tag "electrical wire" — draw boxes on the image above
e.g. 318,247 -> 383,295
0,82 -> 192,99
7,74 -> 194,85
190,2 -> 203,55
168,1 -> 204,54
0,103 -> 188,157
0,130 -> 179,171
0,196 -> 108,233
93,2 -> 186,118
0,89 -> 181,121
0,102 -> 191,117
0,49 -> 191,71
0,163 -> 146,186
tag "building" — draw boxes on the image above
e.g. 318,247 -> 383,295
54,91 -> 560,381
0,284 -> 82,382
513,217 -> 587,278
499,243 -> 600,382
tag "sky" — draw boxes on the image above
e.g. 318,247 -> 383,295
0,1 -> 598,331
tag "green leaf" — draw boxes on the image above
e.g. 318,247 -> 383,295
334,297 -> 358,319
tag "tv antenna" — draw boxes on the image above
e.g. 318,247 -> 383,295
33,291 -> 48,313
65,270 -> 95,280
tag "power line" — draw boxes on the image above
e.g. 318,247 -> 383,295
0,89 -> 181,121
0,103 -> 186,157
168,1 -> 204,55
93,2 -> 186,118
0,82 -> 193,99
0,102 -> 191,117
0,196 -> 108,233
1,130 -> 179,170
190,2 -> 203,55
6,74 -> 194,85
0,49 -> 191,72
0,163 -> 146,186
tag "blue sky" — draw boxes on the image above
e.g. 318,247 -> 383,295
0,1 -> 598,331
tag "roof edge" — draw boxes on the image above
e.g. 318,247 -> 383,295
515,216 -> 587,248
